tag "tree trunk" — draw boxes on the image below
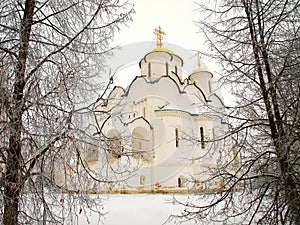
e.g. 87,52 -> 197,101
243,1 -> 300,223
3,1 -> 35,224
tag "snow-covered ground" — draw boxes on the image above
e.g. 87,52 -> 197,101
78,194 -> 196,225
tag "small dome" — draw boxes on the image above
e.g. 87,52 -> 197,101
151,47 -> 174,54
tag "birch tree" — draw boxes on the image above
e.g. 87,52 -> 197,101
0,0 -> 133,224
178,0 -> 300,224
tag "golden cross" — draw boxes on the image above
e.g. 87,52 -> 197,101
197,51 -> 202,68
154,26 -> 165,48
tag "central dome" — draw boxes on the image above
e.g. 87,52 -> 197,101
151,47 -> 174,54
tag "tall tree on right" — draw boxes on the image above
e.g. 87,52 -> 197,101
184,0 -> 299,224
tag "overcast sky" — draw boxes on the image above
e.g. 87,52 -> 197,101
113,0 -> 205,50
110,0 -> 221,85
109,0 -> 234,104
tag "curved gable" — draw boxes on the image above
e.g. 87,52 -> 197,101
124,76 -> 193,108
125,75 -> 183,96
183,84 -> 210,103
108,86 -> 125,99
208,93 -> 225,108
170,71 -> 183,85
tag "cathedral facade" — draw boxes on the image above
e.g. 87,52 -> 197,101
91,28 -> 237,192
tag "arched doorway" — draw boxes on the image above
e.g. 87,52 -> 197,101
132,126 -> 151,162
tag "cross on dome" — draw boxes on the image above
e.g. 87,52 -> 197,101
191,50 -> 207,73
197,51 -> 202,68
154,26 -> 165,48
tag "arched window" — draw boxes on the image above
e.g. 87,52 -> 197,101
200,127 -> 205,149
132,126 -> 151,162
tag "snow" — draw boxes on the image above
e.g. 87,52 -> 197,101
78,194 -> 196,225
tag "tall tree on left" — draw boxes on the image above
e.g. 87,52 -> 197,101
0,0 -> 133,224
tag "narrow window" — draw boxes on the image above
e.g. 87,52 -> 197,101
175,65 -> 178,74
178,176 -> 185,187
175,128 -> 179,147
208,81 -> 212,93
143,107 -> 146,118
166,62 -> 169,75
200,127 -> 205,149
178,177 -> 182,187
148,63 -> 151,77
140,175 -> 145,185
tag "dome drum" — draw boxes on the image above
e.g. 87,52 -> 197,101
140,50 -> 183,80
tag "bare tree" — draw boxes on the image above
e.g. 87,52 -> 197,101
176,0 -> 300,224
0,0 -> 133,224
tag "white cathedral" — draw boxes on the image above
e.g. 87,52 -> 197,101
56,27 -> 238,192
87,27 -> 238,192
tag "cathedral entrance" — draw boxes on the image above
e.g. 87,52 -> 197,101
132,126 -> 151,162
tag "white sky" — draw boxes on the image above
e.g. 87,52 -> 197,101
110,0 -> 214,81
110,0 -> 234,105
113,0 -> 205,51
